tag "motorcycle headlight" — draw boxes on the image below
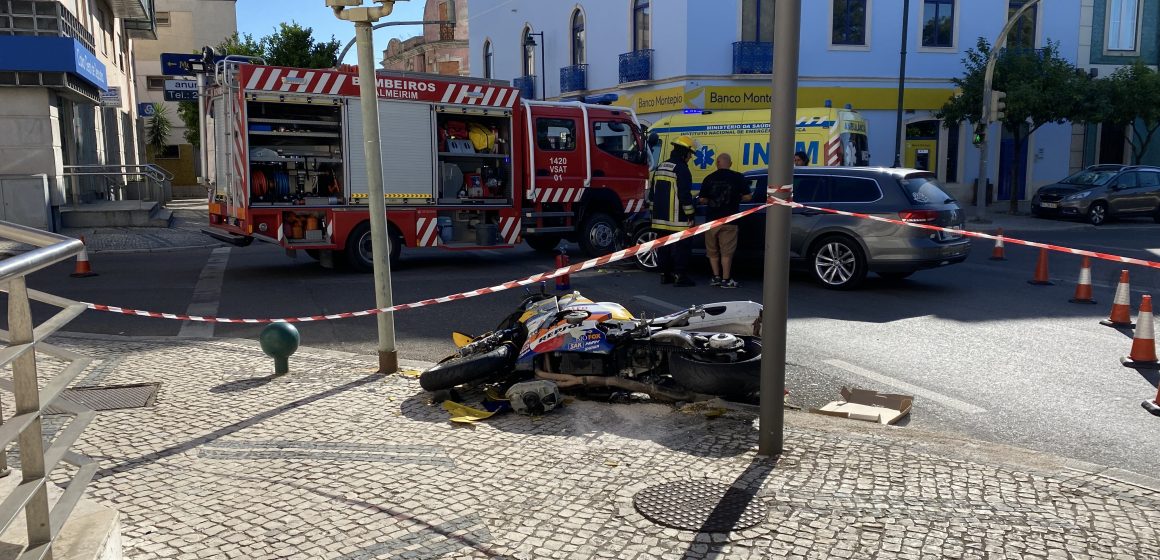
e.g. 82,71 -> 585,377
1065,190 -> 1093,201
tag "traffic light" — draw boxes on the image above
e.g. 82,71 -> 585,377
972,123 -> 986,147
990,91 -> 1007,122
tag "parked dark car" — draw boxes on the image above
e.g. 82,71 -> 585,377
631,167 -> 971,289
1032,164 -> 1160,225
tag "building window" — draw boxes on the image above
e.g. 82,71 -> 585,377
438,1 -> 454,41
521,27 -> 535,77
921,0 -> 954,48
147,76 -> 165,90
632,0 -> 650,51
95,6 -> 109,55
832,0 -> 868,46
571,9 -> 586,65
1107,0 -> 1140,51
741,0 -> 775,43
482,40 -> 494,79
1007,1 -> 1038,50
156,11 -> 171,26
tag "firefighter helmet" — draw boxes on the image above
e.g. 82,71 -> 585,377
671,135 -> 698,151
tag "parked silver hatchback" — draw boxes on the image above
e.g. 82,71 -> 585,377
633,167 -> 972,289
1032,165 -> 1160,225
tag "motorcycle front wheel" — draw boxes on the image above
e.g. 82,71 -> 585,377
419,344 -> 515,392
667,338 -> 762,399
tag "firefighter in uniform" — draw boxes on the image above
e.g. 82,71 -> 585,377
649,135 -> 698,287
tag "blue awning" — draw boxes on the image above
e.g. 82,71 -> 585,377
0,36 -> 107,91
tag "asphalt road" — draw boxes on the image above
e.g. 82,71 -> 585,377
23,218 -> 1160,475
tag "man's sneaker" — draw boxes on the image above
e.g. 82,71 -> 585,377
674,275 -> 696,287
661,273 -> 675,285
720,278 -> 739,289
710,276 -> 722,287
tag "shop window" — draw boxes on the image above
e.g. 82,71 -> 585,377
537,119 -> 576,151
632,0 -> 650,51
832,0 -> 868,46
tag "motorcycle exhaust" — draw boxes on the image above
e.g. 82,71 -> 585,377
534,369 -> 709,403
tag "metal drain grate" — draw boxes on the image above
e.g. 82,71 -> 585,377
633,480 -> 768,532
44,383 -> 160,415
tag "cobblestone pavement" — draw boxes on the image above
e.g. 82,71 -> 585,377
20,334 -> 1160,559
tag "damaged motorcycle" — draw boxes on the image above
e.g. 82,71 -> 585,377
419,289 -> 764,403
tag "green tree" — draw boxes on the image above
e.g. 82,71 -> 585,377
938,38 -> 1095,214
178,26 -> 340,146
145,103 -> 173,159
1096,63 -> 1160,165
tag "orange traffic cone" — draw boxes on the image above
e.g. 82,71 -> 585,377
70,236 -> 98,278
1028,248 -> 1053,285
1122,295 -> 1159,370
1101,270 -> 1134,328
1142,384 -> 1160,417
989,228 -> 1007,261
1069,256 -> 1097,304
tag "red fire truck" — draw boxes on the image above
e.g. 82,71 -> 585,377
202,61 -> 650,270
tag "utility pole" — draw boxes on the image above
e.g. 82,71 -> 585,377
974,0 -> 1044,221
893,0 -> 911,168
328,0 -> 402,373
759,0 -> 800,457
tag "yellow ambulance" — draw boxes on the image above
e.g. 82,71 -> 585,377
646,106 -> 871,186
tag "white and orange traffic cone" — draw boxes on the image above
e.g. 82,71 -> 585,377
70,236 -> 98,278
1101,270 -> 1134,328
1069,256 -> 1097,304
1142,384 -> 1160,417
1028,248 -> 1053,286
989,228 -> 1007,261
1122,295 -> 1159,370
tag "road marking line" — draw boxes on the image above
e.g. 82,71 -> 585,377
632,295 -> 684,313
823,359 -> 987,415
179,247 -> 231,338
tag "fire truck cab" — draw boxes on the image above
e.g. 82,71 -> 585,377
203,61 -> 650,270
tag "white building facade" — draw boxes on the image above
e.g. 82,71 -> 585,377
470,0 -> 1083,202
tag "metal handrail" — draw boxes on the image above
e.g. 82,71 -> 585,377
62,164 -> 174,204
0,220 -> 98,559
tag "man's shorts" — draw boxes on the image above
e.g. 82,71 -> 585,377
705,224 -> 739,259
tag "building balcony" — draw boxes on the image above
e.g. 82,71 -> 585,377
0,0 -> 96,53
107,0 -> 150,21
733,41 -> 772,75
560,64 -> 587,93
619,49 -> 653,84
513,75 -> 536,100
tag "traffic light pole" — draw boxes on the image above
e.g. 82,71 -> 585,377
973,0 -> 1043,221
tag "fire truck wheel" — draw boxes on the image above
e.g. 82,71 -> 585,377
525,234 -> 561,253
345,222 -> 401,272
578,212 -> 620,257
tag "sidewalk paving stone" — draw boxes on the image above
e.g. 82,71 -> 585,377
8,334 -> 1159,559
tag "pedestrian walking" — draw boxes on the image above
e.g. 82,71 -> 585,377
698,153 -> 752,288
649,136 -> 698,287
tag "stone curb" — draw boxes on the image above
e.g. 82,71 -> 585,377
47,331 -> 1160,494
87,242 -> 226,255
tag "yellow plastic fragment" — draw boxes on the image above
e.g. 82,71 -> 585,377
442,401 -> 496,424
398,369 -> 422,378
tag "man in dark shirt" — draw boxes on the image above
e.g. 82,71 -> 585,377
698,153 -> 752,288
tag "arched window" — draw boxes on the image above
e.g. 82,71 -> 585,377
521,26 -> 535,77
632,0 -> 650,51
483,39 -> 494,78
571,9 -> 586,65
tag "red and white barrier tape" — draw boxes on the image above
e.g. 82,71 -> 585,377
81,186 -> 1160,323
83,204 -> 769,323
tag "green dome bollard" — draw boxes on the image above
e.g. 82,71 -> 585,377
259,323 -> 300,375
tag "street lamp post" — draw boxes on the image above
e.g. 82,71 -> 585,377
892,0 -> 911,168
758,0 -> 801,457
973,0 -> 1044,221
328,0 -> 400,374
524,32 -> 546,100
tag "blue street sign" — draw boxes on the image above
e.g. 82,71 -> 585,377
138,103 -> 156,118
160,52 -> 224,76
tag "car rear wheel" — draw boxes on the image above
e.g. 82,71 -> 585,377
810,236 -> 867,290
633,227 -> 659,272
1088,202 -> 1108,226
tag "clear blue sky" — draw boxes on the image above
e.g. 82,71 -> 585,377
235,0 -> 429,63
